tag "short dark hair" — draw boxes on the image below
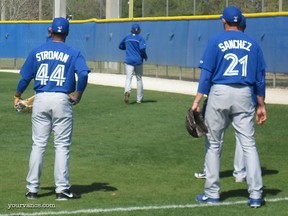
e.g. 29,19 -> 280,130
226,21 -> 241,27
52,32 -> 68,40
131,29 -> 141,34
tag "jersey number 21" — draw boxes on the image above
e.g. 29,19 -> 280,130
223,53 -> 248,77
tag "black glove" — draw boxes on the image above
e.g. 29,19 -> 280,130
185,108 -> 208,138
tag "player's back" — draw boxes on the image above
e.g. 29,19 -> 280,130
204,30 -> 265,86
124,33 -> 146,65
30,41 -> 81,93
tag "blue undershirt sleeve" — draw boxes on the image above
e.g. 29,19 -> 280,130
76,71 -> 89,92
119,38 -> 126,50
197,68 -> 213,95
16,77 -> 31,93
254,48 -> 266,97
140,49 -> 147,60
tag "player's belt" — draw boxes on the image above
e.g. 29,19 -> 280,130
36,91 -> 68,94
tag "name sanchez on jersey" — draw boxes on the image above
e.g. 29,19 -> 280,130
218,40 -> 252,52
36,51 -> 69,63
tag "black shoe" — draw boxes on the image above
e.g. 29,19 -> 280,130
26,192 -> 38,199
56,189 -> 81,200
124,92 -> 130,104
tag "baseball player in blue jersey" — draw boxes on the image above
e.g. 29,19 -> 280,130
119,23 -> 148,104
191,6 -> 266,208
195,15 -> 248,183
14,17 -> 90,200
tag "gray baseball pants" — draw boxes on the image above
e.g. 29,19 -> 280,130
204,84 -> 262,200
124,63 -> 143,102
26,92 -> 73,193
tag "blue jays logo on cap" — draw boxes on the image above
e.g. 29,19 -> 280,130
52,17 -> 69,34
221,6 -> 242,23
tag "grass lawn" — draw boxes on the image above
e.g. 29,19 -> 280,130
0,72 -> 287,216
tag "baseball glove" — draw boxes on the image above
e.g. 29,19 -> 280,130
185,108 -> 208,138
14,95 -> 35,113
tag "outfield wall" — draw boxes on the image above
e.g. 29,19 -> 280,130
0,12 -> 288,73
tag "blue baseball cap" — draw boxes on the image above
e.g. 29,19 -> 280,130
221,6 -> 242,23
52,17 -> 69,34
131,23 -> 140,31
239,15 -> 246,27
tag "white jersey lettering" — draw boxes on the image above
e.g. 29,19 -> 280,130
36,51 -> 69,63
218,40 -> 252,52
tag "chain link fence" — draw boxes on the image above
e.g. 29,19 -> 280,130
121,0 -> 287,18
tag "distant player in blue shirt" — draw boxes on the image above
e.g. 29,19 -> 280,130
14,17 -> 90,201
119,23 -> 148,104
192,6 -> 266,208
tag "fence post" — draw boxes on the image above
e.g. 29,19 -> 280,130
99,61 -> 102,73
156,64 -> 159,78
119,62 -> 122,74
166,65 -> 168,77
14,58 -> 17,69
93,61 -> 96,72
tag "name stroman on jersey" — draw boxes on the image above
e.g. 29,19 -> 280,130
218,40 -> 252,52
36,51 -> 69,63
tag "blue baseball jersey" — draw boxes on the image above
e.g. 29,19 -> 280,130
17,41 -> 90,94
46,36 -> 52,43
198,30 -> 266,97
119,33 -> 147,66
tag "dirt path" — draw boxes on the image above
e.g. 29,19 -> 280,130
88,73 -> 288,105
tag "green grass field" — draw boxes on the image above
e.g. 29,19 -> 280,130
0,72 -> 288,216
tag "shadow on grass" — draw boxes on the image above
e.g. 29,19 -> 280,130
220,166 -> 279,178
129,99 -> 157,105
219,167 -> 281,202
220,188 -> 281,202
40,182 -> 117,198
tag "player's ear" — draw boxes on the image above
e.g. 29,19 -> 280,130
222,18 -> 226,24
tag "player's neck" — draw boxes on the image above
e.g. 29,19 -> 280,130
225,25 -> 239,31
52,34 -> 66,42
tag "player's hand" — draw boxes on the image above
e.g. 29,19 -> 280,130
191,102 -> 200,112
255,105 -> 266,125
14,96 -> 22,107
68,92 -> 82,105
192,93 -> 203,112
69,95 -> 79,105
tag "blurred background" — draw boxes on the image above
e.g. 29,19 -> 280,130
0,0 -> 286,20
0,0 -> 287,88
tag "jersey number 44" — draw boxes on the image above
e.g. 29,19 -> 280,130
35,63 -> 66,86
